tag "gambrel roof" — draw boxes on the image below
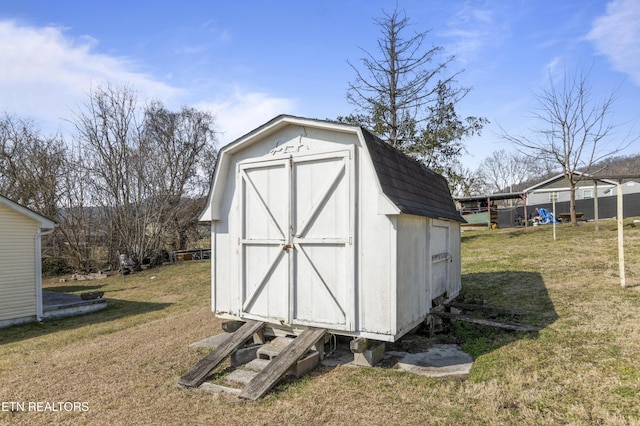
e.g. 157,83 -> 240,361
201,115 -> 463,223
361,128 -> 464,222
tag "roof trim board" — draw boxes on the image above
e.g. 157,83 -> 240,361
0,195 -> 56,230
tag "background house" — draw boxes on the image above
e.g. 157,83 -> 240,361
0,195 -> 56,328
456,172 -> 640,229
523,173 -> 640,222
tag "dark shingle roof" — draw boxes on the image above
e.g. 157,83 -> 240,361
361,129 -> 464,223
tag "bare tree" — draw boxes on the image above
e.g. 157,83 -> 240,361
477,150 -> 542,194
141,102 -> 217,260
448,162 -> 483,198
71,84 -> 157,269
56,143 -> 103,272
501,67 -> 632,225
71,84 -> 217,270
0,114 -> 68,273
0,114 -> 66,219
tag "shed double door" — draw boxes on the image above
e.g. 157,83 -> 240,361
238,149 -> 354,330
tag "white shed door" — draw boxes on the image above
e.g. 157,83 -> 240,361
430,221 -> 450,300
239,150 -> 354,330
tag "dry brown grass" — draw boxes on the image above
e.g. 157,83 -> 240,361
1,218 -> 639,425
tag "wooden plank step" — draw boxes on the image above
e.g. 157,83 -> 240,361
434,312 -> 539,332
239,328 -> 326,400
447,302 -> 533,316
179,320 -> 264,388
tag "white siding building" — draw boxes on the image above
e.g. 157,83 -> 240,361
201,116 -> 464,342
0,195 -> 56,328
524,173 -> 640,206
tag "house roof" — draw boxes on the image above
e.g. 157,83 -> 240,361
522,172 -> 619,193
0,194 -> 56,230
455,191 -> 526,203
201,115 -> 463,223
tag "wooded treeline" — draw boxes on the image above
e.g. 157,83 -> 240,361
0,84 -> 217,275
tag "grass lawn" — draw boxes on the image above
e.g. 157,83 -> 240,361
1,218 -> 639,425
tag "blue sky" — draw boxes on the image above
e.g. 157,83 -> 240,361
1,0 -> 639,170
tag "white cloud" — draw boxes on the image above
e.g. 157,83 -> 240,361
442,2 -> 509,64
586,0 -> 640,85
195,89 -> 296,145
0,20 -> 182,132
0,20 -> 296,145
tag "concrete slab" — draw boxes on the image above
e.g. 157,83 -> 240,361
199,382 -> 241,396
188,335 -> 474,384
189,333 -> 229,349
387,344 -> 473,378
42,291 -> 107,320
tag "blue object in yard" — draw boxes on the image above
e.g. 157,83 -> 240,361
537,207 -> 559,224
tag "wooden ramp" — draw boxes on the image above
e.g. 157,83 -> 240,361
179,320 -> 264,388
239,327 -> 326,400
434,311 -> 539,332
446,302 -> 533,316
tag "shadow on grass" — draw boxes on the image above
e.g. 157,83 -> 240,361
45,284 -> 107,293
453,271 -> 558,359
460,234 -> 483,243
0,298 -> 171,346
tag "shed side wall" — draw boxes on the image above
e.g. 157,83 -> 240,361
357,151 -> 395,337
0,204 -> 37,322
395,214 -> 428,334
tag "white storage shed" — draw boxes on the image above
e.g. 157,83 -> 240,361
200,115 -> 464,342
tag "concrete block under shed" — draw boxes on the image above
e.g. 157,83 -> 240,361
256,336 -> 294,360
231,343 -> 261,367
353,341 -> 386,366
188,333 -> 229,349
287,350 -> 320,378
244,358 -> 270,372
221,320 -> 245,333
226,369 -> 258,386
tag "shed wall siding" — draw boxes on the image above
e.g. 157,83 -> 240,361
358,147 -> 394,336
0,204 -> 37,322
395,214 -> 428,333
